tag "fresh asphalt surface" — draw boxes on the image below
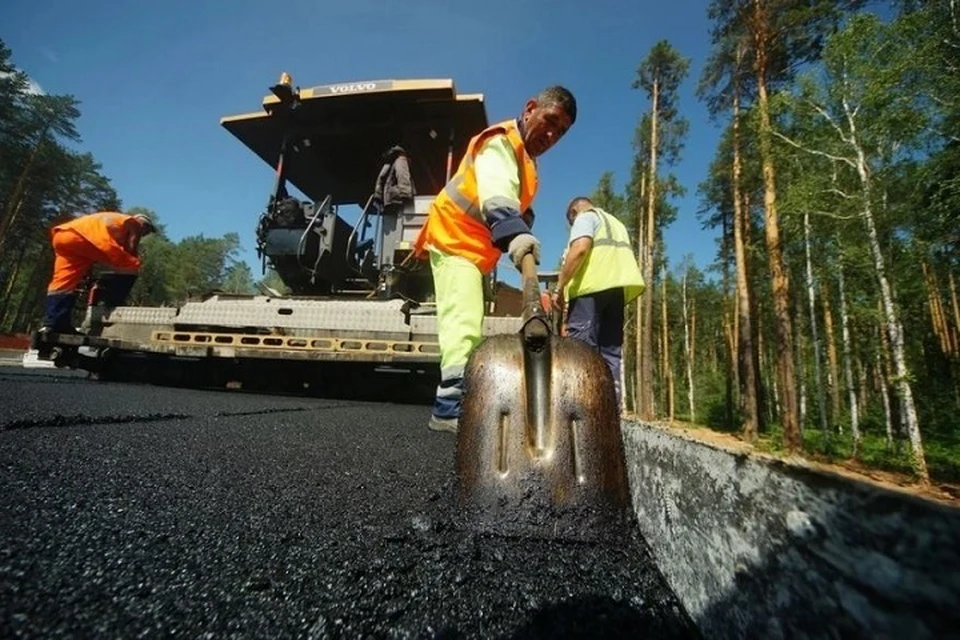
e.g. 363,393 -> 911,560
0,366 -> 699,639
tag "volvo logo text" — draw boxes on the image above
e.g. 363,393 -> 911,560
328,83 -> 378,94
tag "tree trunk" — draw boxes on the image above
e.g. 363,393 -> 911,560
757,290 -> 777,426
752,0 -> 800,452
641,80 -> 659,420
950,270 -> 960,355
922,260 -> 954,358
667,364 -> 676,421
796,316 -> 807,434
732,72 -> 761,441
625,307 -> 637,413
804,211 -> 829,448
877,349 -> 894,448
856,354 -> 869,420
635,171 -> 646,416
620,358 -> 627,413
691,293 -> 697,418
0,243 -> 28,325
0,131 -> 48,253
721,207 -> 737,430
724,303 -> 737,428
950,270 -> 960,409
851,140 -> 928,481
682,271 -> 695,422
836,259 -> 861,456
877,298 -> 904,452
821,279 -> 842,430
661,264 -> 672,418
11,260 -> 47,333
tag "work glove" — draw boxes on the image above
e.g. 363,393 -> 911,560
507,233 -> 541,270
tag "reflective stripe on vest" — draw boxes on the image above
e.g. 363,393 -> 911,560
564,207 -> 645,304
413,119 -> 538,275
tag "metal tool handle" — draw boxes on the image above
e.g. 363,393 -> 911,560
519,252 -> 549,340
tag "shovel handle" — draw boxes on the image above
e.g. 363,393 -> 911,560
520,252 -> 549,339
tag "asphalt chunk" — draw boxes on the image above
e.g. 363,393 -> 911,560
0,368 -> 699,639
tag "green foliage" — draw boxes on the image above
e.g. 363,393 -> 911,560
222,262 -> 257,295
633,42 -> 691,170
257,268 -> 291,296
704,0 -> 866,99
0,38 -> 122,330
127,218 -> 255,305
692,3 -> 960,484
590,172 -> 625,219
0,39 -> 258,330
754,418 -> 960,483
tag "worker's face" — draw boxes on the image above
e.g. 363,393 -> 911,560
521,100 -> 573,158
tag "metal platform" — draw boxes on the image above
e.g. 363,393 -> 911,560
44,295 -> 525,367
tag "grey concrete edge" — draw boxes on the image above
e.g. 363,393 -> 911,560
620,418 -> 960,640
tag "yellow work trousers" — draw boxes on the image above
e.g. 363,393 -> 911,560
429,247 -> 484,419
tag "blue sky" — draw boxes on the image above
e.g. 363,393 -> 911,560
3,0 -> 723,286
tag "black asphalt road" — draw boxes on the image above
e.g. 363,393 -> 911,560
0,366 -> 699,639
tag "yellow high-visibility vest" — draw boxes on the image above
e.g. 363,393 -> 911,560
565,207 -> 645,304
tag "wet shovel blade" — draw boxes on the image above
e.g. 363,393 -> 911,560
456,333 -> 632,543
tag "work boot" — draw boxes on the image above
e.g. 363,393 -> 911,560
428,415 -> 458,434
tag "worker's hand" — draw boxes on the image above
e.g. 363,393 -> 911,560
550,289 -> 565,313
507,233 -> 540,269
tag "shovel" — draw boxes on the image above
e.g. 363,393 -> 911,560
455,252 -> 633,543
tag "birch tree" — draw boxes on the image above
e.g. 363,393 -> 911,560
681,262 -> 697,422
803,210 -> 830,446
836,246 -> 862,455
773,13 -> 931,480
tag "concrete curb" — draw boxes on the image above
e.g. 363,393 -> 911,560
621,419 -> 960,639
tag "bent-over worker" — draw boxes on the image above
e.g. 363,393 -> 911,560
41,211 -> 156,333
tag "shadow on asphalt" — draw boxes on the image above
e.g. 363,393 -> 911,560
505,594 -> 685,639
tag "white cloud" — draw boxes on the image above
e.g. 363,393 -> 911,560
26,77 -> 44,95
40,48 -> 59,64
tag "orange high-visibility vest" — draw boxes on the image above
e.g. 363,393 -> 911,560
413,119 -> 538,275
52,211 -> 142,270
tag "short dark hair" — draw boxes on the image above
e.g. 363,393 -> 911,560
566,196 -> 592,223
537,86 -> 577,124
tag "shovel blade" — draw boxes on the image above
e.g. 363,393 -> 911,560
455,333 -> 632,542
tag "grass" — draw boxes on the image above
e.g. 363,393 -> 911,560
750,423 -> 959,487
666,406 -> 960,498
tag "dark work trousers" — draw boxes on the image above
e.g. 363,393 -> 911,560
566,288 -> 625,407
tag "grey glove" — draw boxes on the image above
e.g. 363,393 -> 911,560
507,233 -> 541,269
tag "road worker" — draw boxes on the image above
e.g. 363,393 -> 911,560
40,211 -> 155,334
551,196 -> 645,407
414,86 -> 577,433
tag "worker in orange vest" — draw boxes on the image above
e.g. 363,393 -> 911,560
413,86 -> 577,433
40,211 -> 156,333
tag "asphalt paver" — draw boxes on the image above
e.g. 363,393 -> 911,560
0,366 -> 700,638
